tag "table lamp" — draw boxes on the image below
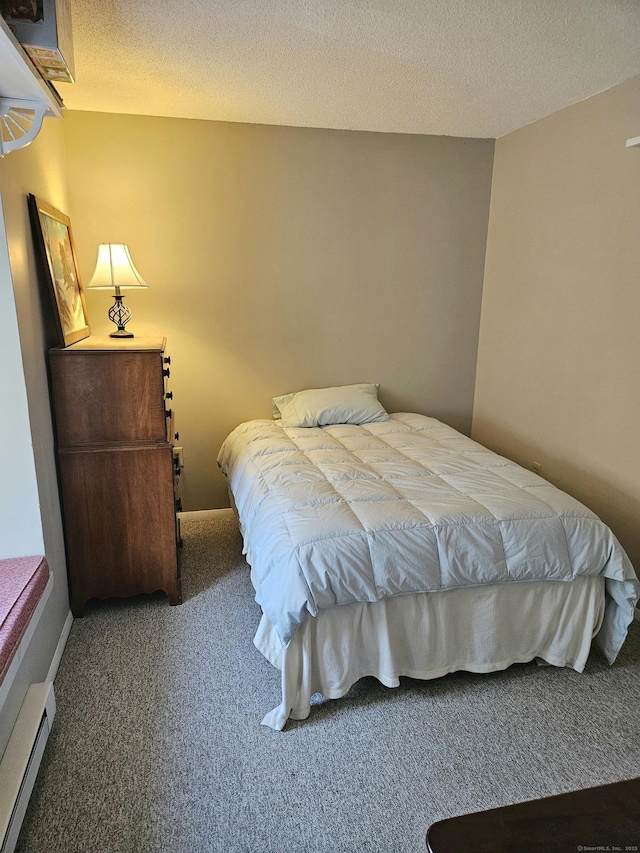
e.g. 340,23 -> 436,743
86,243 -> 149,338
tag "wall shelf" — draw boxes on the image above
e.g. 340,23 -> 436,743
0,16 -> 63,156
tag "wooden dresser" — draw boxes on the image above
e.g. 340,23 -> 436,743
49,337 -> 182,616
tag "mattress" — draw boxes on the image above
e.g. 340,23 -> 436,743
218,413 -> 639,660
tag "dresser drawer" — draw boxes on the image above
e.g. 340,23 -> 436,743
50,349 -> 167,446
59,444 -> 180,613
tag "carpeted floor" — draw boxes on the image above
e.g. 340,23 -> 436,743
17,512 -> 640,853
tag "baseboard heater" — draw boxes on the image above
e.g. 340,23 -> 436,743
0,682 -> 55,853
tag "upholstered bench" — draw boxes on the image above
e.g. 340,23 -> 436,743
0,556 -> 50,686
0,556 -> 53,853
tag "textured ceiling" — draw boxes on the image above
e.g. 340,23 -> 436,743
56,0 -> 640,138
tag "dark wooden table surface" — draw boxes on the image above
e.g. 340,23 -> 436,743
426,777 -> 640,852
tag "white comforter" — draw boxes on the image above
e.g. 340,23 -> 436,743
218,413 -> 638,659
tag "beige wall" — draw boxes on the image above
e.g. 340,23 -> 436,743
473,75 -> 640,569
63,112 -> 494,510
0,117 -> 71,752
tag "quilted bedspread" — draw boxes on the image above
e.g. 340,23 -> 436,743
217,413 -> 639,656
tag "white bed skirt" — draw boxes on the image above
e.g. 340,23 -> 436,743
254,577 -> 605,730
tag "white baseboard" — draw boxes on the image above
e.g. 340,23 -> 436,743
0,682 -> 55,853
46,610 -> 73,684
178,508 -> 234,520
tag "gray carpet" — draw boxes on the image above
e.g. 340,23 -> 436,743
17,512 -> 640,853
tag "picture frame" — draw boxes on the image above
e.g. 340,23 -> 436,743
28,194 -> 90,347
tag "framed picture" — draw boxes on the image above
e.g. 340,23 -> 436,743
28,194 -> 90,346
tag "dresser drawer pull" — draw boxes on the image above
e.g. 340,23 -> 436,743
163,368 -> 170,378
165,391 -> 173,400
174,432 -> 180,441
164,356 -> 171,365
165,408 -> 172,419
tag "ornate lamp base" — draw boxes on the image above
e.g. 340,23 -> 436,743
108,293 -> 134,338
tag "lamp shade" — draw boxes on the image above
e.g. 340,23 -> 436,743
86,243 -> 149,290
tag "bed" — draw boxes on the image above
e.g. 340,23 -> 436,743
217,385 -> 639,730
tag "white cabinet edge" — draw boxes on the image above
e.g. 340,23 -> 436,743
0,16 -> 63,154
0,16 -> 62,115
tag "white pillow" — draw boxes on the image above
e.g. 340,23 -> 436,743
276,384 -> 389,428
272,392 -> 295,419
